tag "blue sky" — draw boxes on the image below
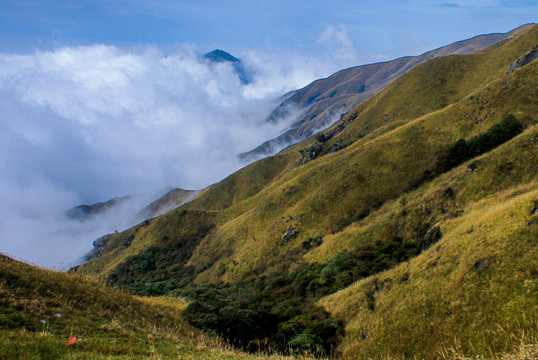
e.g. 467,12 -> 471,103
1,0 -> 536,62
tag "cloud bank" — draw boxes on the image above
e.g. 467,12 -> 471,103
0,35 -> 359,268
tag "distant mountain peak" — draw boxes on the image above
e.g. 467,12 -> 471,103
203,49 -> 250,84
203,49 -> 240,63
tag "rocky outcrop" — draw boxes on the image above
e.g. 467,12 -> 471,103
281,227 -> 299,243
420,226 -> 442,252
297,141 -> 324,166
507,49 -> 538,73
297,119 -> 351,165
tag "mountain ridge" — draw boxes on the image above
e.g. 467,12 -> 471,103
66,196 -> 131,220
240,23 -> 534,160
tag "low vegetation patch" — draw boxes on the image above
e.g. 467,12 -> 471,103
435,114 -> 524,174
106,232 -> 423,356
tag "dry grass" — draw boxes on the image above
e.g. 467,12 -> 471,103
440,335 -> 538,360
320,181 -> 538,359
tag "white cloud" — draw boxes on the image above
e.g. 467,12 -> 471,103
0,41 -> 352,268
317,24 -> 359,62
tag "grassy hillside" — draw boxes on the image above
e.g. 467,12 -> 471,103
319,124 -> 538,359
0,254 -> 319,359
74,24 -> 538,358
324,188 -> 537,358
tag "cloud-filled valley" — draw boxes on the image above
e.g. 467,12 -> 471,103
0,31 -> 360,268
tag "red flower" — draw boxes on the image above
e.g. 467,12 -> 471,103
66,336 -> 77,345
149,339 -> 154,343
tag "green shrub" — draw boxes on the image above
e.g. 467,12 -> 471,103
436,114 -> 524,173
288,333 -> 324,353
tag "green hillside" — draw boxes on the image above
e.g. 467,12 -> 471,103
319,126 -> 538,358
74,24 -> 538,358
0,254 -> 320,359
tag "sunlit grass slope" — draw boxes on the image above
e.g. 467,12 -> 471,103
0,255 -> 317,359
74,24 -> 538,358
324,190 -> 537,358
79,25 -> 538,281
318,122 -> 538,359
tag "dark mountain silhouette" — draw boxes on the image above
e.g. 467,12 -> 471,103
203,49 -> 250,84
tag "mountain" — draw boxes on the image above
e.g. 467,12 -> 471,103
66,188 -> 199,225
203,49 -> 250,84
203,49 -> 241,63
74,24 -> 538,358
240,24 -> 533,160
66,196 -> 131,220
138,188 -> 200,219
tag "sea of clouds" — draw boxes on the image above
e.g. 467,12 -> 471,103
0,26 -> 359,268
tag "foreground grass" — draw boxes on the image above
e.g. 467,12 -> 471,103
441,339 -> 538,360
0,255 -> 319,360
0,329 -> 322,360
0,322 -> 534,360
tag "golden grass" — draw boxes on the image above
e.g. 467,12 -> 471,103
440,335 -> 538,360
319,183 -> 538,359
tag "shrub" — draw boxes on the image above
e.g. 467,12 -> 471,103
302,235 -> 323,249
288,333 -> 325,353
436,114 -> 524,174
